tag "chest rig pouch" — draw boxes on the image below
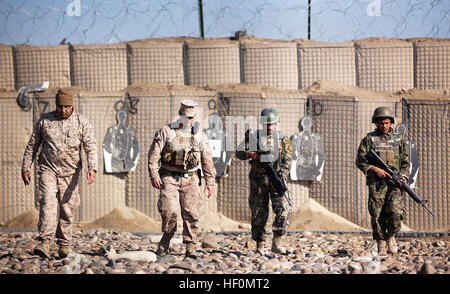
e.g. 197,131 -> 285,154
370,134 -> 401,167
162,126 -> 201,170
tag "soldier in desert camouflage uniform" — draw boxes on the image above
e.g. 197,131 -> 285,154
355,106 -> 410,254
22,89 -> 98,258
236,108 -> 293,255
148,100 -> 216,259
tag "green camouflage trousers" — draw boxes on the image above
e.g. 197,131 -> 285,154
368,179 -> 405,241
248,175 -> 292,242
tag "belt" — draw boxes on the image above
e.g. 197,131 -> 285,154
160,169 -> 195,178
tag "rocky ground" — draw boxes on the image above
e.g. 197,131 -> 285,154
0,229 -> 448,274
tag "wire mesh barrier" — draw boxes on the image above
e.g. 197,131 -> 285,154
1,37 -> 449,96
0,0 -> 448,45
400,100 -> 449,232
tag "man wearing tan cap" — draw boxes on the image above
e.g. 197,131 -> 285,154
148,99 -> 216,259
22,89 -> 98,259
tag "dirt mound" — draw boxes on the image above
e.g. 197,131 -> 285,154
0,203 -> 425,233
199,211 -> 250,232
306,79 -> 395,100
395,88 -> 450,100
78,207 -> 161,232
3,208 -> 39,229
78,206 -> 251,233
289,199 -> 367,232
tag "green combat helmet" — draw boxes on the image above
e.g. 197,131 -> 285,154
260,108 -> 280,125
372,106 -> 395,123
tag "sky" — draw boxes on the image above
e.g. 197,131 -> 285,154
0,0 -> 448,45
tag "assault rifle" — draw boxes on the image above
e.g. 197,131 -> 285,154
259,151 -> 292,207
368,149 -> 434,216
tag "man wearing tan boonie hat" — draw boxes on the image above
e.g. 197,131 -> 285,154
22,89 -> 98,259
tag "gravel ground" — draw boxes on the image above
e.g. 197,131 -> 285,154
0,229 -> 448,274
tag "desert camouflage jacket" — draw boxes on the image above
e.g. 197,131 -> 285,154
22,110 -> 98,177
148,123 -> 216,186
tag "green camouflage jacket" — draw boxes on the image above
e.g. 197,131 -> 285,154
236,129 -> 293,180
355,127 -> 410,182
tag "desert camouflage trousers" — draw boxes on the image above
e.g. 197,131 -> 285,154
368,180 -> 405,241
248,175 -> 292,242
157,173 -> 202,244
37,169 -> 80,246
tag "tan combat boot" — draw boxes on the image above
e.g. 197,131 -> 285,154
271,232 -> 287,254
58,245 -> 71,258
156,233 -> 172,256
376,239 -> 387,255
256,241 -> 266,255
33,240 -> 51,258
185,242 -> 197,259
386,235 -> 398,254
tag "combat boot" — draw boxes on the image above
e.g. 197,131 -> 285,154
376,239 -> 387,255
271,232 -> 287,254
58,245 -> 71,259
156,233 -> 172,256
256,241 -> 266,255
33,240 -> 51,258
185,242 -> 197,259
386,235 -> 398,254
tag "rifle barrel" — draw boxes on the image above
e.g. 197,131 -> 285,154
368,149 -> 434,217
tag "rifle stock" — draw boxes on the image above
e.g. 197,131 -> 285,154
368,149 -> 434,216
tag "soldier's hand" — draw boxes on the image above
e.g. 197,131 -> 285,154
371,166 -> 391,179
204,185 -> 214,198
22,172 -> 31,186
151,177 -> 163,189
87,169 -> 96,184
396,177 -> 407,188
248,151 -> 260,161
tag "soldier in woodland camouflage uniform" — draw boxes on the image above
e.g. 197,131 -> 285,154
355,106 -> 410,254
22,89 -> 98,259
236,108 -> 293,254
148,100 -> 216,259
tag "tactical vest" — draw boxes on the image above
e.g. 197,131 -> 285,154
368,131 -> 403,169
251,130 -> 283,174
161,126 -> 201,170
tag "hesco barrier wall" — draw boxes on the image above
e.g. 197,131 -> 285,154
355,40 -> 414,93
185,40 -> 241,87
414,40 -> 450,90
1,87 -> 447,232
241,41 -> 299,90
14,45 -> 71,90
401,100 -> 449,231
1,37 -> 448,93
127,40 -> 185,86
0,45 -> 15,89
71,44 -> 128,92
298,41 -> 356,89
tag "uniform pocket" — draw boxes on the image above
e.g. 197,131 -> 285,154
66,129 -> 80,148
